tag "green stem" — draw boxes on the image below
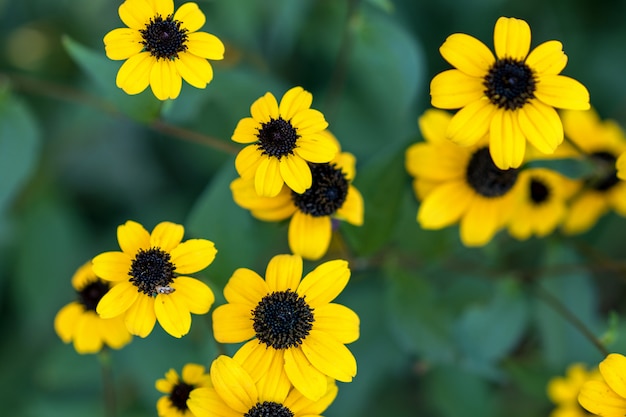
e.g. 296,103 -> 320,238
98,348 -> 117,417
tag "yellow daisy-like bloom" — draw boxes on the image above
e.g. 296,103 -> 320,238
104,0 -> 225,100
54,261 -> 133,354
579,353 -> 626,416
212,254 -> 359,401
430,16 -> 590,170
405,109 -> 523,246
547,363 -> 600,417
156,363 -> 211,417
93,220 -> 217,338
231,132 -> 363,260
232,86 -> 338,197
616,151 -> 626,181
187,355 -> 337,417
507,167 -> 579,240
560,109 -> 626,234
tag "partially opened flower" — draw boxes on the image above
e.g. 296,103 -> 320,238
231,132 -> 363,260
187,355 -> 337,417
405,109 -> 523,246
156,363 -> 211,417
212,254 -> 359,401
104,0 -> 225,100
93,220 -> 216,338
579,353 -> 626,416
232,86 -> 338,197
547,363 -> 600,417
560,109 -> 626,234
54,261 -> 132,354
430,16 -> 590,169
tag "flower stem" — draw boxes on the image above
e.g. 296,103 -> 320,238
98,348 -> 117,417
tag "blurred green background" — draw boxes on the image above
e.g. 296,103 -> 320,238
2,0 -> 626,416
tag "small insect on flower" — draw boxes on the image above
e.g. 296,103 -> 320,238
154,285 -> 175,296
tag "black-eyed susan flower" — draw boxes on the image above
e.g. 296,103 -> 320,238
231,132 -> 363,260
54,261 -> 133,354
156,363 -> 211,417
405,109 -> 523,246
104,0 -> 224,100
579,354 -> 626,416
547,363 -> 600,417
187,355 -> 337,417
93,220 -> 216,338
232,86 -> 338,197
560,109 -> 626,234
212,254 -> 359,400
507,168 -> 579,240
430,16 -> 590,170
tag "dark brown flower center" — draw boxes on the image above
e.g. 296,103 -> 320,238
251,290 -> 314,349
169,381 -> 194,412
529,178 -> 550,204
245,401 -> 294,417
129,248 -> 176,296
484,57 -> 537,110
587,151 -> 619,191
140,14 -> 188,60
466,147 -> 519,197
78,279 -> 111,311
291,162 -> 348,216
256,117 -> 299,159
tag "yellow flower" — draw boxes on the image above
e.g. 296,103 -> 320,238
187,355 -> 337,417
579,353 -> 626,416
405,109 -> 523,246
430,16 -> 590,169
104,0 -> 225,100
231,132 -> 363,260
232,86 -> 338,197
547,363 -> 600,417
93,220 -> 217,338
54,261 -> 133,354
560,109 -> 626,234
212,254 -> 359,401
507,168 -> 579,240
156,363 -> 211,417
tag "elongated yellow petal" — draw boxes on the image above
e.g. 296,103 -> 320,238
489,108 -> 526,169
418,181 -> 474,229
223,267 -> 269,305
279,86 -> 313,121
447,98 -> 495,146
150,59 -> 182,100
313,303 -> 360,344
233,340 -> 273,382
186,31 -> 225,60
430,69 -> 484,109
600,354 -> 626,399
418,109 -> 454,144
149,221 -> 184,252
293,137 -> 338,163
335,185 -> 364,226
525,40 -> 567,75
124,293 -> 156,337
251,92 -> 279,123
284,377 -> 337,416
288,212 -> 331,261
154,291 -> 191,337
440,33 -> 495,77
172,276 -> 214,314
116,52 -> 154,95
459,196 -> 504,246
283,347 -> 328,401
188,387 -> 240,417
92,251 -> 132,282
119,0 -> 154,30
297,259 -> 349,307
170,239 -> 217,274
74,313 -> 104,353
517,100 -> 563,154
265,254 -> 302,292
212,304 -> 256,343
232,119 -> 261,144
301,330 -> 357,382
535,75 -> 590,110
252,349 -> 291,404
117,220 -> 150,256
175,53 -> 213,88
235,145 -> 263,180
174,2 -> 205,32
561,192 -> 607,235
255,157 -> 284,197
494,16 -> 531,60
96,281 -> 138,318
54,302 -> 83,342
279,155 -> 312,194
210,356 -> 257,413
579,380 -> 626,417
103,28 -> 143,60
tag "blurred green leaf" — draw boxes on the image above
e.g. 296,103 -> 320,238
526,157 -> 595,180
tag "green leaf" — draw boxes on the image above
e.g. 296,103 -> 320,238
61,35 -> 161,122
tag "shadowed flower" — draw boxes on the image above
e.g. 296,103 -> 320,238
104,0 -> 224,100
93,220 -> 216,338
547,363 -> 600,417
54,261 -> 132,354
405,109 -> 523,246
560,109 -> 626,234
212,254 -> 359,401
156,363 -> 211,417
232,86 -> 338,197
579,354 -> 626,416
430,16 -> 589,169
231,131 -> 363,260
187,355 -> 337,417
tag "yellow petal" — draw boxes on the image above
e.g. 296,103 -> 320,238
297,259 -> 350,308
249,348 -> 291,404
174,2 -> 206,32
430,69 -> 485,110
489,108 -> 526,169
92,251 -> 132,282
265,254 -> 303,292
255,157 -> 284,197
233,340 -> 273,382
210,355 -> 257,413
284,378 -> 337,416
150,59 -> 182,100
223,267 -> 270,305
100,316 -> 133,349
579,380 -> 626,417
186,31 -> 225,60
405,142 -> 468,181
288,212 -> 332,261
103,28 -> 143,60
118,0 -> 154,30
283,347 -> 328,401
235,145 -> 263,179
335,185 -> 364,226
332,151 -> 356,181
154,291 -> 191,338
600,354 -> 626,399
561,192 -> 607,235
494,16 -> 531,60
279,87 -> 312,121
290,109 -> 328,135
170,239 -> 217,274
150,0 -> 173,16
232,119 -> 261,144
293,136 -> 338,163
172,276 -> 214,314
96,281 -> 138,319
447,98 -> 495,146
418,109 -> 454,144
313,303 -> 360,344
459,196 -> 504,246
301,330 -> 357,382
279,155 -> 312,194
517,100 -> 563,154
417,181 -> 474,229
150,221 -> 184,252
535,75 -> 590,110
124,293 -> 156,337
251,92 -> 279,123
117,220 -> 150,256
54,302 -> 83,343
188,387 -> 240,417
73,312 -> 104,353
439,33 -> 495,77
175,53 -> 213,88
525,40 -> 567,75
212,304 -> 256,343
617,152 -> 626,181
116,52 -> 154,95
